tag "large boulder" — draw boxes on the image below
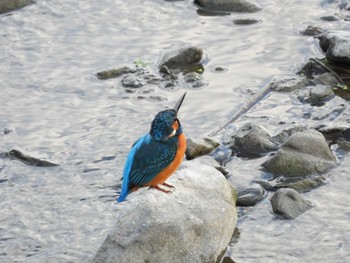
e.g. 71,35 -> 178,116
92,161 -> 237,263
263,129 -> 337,177
318,30 -> 350,64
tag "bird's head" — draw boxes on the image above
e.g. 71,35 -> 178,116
150,92 -> 186,141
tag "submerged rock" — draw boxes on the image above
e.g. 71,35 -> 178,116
185,137 -> 220,160
256,176 -> 327,193
4,149 -> 58,167
230,123 -> 278,157
0,0 -> 33,14
96,66 -> 133,80
263,129 -> 337,177
194,0 -> 262,13
318,30 -> 350,64
270,188 -> 312,219
92,162 -> 237,263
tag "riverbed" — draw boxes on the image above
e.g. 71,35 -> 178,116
1,0 -> 350,262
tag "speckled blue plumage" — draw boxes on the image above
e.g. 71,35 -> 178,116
117,109 -> 181,202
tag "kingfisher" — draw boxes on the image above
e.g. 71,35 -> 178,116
117,92 -> 187,202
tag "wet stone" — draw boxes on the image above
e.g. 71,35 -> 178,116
210,65 -> 229,73
236,184 -> 266,206
194,0 -> 262,13
300,26 -> 325,36
270,188 -> 312,219
121,75 -> 144,88
230,123 -> 278,157
296,84 -> 335,105
96,66 -> 133,80
158,46 -> 206,73
232,18 -> 261,25
273,176 -> 327,193
263,129 -> 337,177
320,15 -> 340,21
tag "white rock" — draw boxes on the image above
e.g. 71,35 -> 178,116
92,161 -> 237,263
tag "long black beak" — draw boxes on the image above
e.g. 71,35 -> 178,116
174,92 -> 187,113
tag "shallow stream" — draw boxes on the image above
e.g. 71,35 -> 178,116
1,0 -> 350,262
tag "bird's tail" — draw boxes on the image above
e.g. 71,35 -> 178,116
117,177 -> 129,202
117,158 -> 133,202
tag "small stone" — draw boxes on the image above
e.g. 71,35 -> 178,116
96,66 -> 132,80
121,75 -> 144,88
233,18 -> 261,25
308,85 -> 334,104
300,26 -> 324,36
274,176 -> 326,192
236,184 -> 266,206
194,0 -> 262,13
230,123 -> 278,157
185,137 -> 220,160
270,188 -> 312,219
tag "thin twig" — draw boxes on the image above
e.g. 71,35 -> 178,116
310,58 -> 346,85
209,79 -> 273,136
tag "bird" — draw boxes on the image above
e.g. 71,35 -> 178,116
117,92 -> 187,202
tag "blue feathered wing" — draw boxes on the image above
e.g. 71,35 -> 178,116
117,134 -> 178,202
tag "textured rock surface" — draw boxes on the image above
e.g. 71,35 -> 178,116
185,137 -> 220,160
263,129 -> 337,177
270,188 -> 312,219
230,123 -> 278,157
318,30 -> 350,64
270,75 -> 308,92
92,161 -> 237,263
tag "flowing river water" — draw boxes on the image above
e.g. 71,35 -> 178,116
1,0 -> 350,262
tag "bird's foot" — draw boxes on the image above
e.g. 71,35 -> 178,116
149,185 -> 172,193
162,182 -> 175,189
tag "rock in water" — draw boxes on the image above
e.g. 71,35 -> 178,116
230,123 -> 278,157
318,30 -> 350,64
263,129 -> 336,177
270,188 -> 312,219
158,46 -> 205,73
194,0 -> 262,13
0,0 -> 33,14
92,162 -> 237,263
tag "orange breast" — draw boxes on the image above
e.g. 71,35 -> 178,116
145,133 -> 186,186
